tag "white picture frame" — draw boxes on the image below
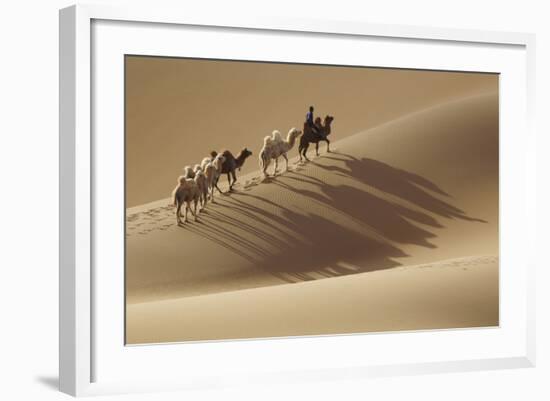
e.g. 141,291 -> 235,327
59,4 -> 536,397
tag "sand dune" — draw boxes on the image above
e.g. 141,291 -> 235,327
125,57 -> 498,207
125,92 -> 499,343
127,255 -> 498,344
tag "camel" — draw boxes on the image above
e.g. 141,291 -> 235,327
193,165 -> 209,210
172,175 -> 201,224
211,148 -> 253,193
203,153 -> 225,203
200,157 -> 212,171
299,115 -> 334,162
182,165 -> 195,179
259,128 -> 302,177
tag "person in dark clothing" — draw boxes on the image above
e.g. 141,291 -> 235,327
306,106 -> 321,136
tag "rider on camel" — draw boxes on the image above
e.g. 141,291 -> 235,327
306,106 -> 322,137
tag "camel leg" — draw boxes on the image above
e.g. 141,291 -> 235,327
263,158 -> 271,177
184,202 -> 190,223
227,172 -> 232,190
299,143 -> 309,162
215,175 -> 224,194
198,193 -> 204,211
303,144 -> 310,161
325,139 -> 331,153
274,157 -> 279,175
283,153 -> 289,171
210,185 -> 215,203
227,170 -> 237,191
315,142 -> 320,156
192,199 -> 198,221
176,202 -> 182,224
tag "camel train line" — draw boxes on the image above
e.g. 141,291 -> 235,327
172,115 -> 334,225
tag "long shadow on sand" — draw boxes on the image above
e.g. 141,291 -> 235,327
182,153 -> 487,284
312,152 -> 487,222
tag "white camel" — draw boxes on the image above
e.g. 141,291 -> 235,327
171,175 -> 201,224
203,153 -> 225,203
182,165 -> 195,179
259,127 -> 302,177
200,157 -> 212,171
193,165 -> 208,210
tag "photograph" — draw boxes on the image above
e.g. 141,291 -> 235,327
124,55 -> 499,345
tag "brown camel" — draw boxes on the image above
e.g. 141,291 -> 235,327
299,115 -> 334,162
211,148 -> 253,192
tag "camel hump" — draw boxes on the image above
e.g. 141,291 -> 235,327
272,130 -> 282,142
221,149 -> 234,160
263,135 -> 273,146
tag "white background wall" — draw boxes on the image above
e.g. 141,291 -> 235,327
0,0 -> 547,399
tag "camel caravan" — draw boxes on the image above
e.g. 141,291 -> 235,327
172,106 -> 334,225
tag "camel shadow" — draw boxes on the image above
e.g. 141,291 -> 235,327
218,193 -> 405,283
316,152 -> 487,223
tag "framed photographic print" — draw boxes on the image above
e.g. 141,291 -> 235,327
59,4 -> 536,397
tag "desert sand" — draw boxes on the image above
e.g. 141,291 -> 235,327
125,56 -> 498,207
127,256 -> 498,344
125,92 -> 499,344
